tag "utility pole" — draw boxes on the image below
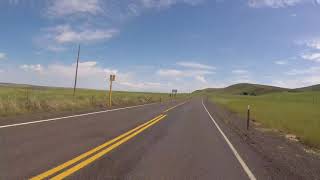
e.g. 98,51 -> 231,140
73,44 -> 80,97
108,74 -> 116,107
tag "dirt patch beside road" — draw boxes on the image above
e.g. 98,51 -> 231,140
204,98 -> 320,180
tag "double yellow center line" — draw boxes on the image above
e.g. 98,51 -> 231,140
30,102 -> 186,180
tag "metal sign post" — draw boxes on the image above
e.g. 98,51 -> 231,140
172,89 -> 178,97
108,74 -> 116,107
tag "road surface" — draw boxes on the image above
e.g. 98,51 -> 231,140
0,98 -> 258,179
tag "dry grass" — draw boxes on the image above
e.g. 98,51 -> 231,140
0,85 -> 188,117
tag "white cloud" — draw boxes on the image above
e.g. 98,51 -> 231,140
124,0 -> 204,17
306,39 -> 320,50
157,69 -> 184,77
177,61 -> 215,70
0,53 -> 7,60
140,0 -> 203,8
20,64 -> 44,73
47,0 -> 102,17
274,60 -> 288,65
274,66 -> 320,88
286,66 -> 320,75
45,0 -> 203,19
35,24 -> 118,51
231,69 -> 249,74
3,61 -> 172,92
157,68 -> 213,78
248,0 -> 304,8
118,81 -> 163,89
157,68 -> 212,86
46,45 -> 66,52
48,25 -> 118,44
195,75 -> 207,83
301,52 -> 320,62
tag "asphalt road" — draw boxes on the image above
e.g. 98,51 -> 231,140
0,98 -> 257,180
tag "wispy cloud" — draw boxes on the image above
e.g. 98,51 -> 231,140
231,69 -> 249,74
48,24 -> 118,44
34,0 -> 204,51
7,61 -> 171,92
195,75 -> 207,83
305,39 -> 320,50
157,69 -> 184,77
248,0 -> 305,8
157,68 -> 213,77
45,0 -> 203,19
20,64 -> 43,73
46,0 -> 102,17
274,60 -> 288,65
0,52 -> 6,60
177,61 -> 215,70
139,0 -> 203,8
36,24 -> 118,51
275,66 -> 320,88
301,52 -> 320,62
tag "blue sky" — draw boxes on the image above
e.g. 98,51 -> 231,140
0,0 -> 320,92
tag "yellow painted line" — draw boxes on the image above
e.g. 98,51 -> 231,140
30,114 -> 164,180
163,101 -> 187,113
51,114 -> 167,180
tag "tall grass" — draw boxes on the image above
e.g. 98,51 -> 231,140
0,85 -> 186,117
208,91 -> 320,148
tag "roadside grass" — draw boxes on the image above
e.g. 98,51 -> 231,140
207,91 -> 320,148
0,85 -> 187,117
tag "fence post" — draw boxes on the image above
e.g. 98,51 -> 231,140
247,105 -> 250,130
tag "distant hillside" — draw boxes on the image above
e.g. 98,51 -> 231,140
0,82 -> 61,90
223,83 -> 289,95
195,83 -> 320,96
294,84 -> 320,92
195,83 -> 289,95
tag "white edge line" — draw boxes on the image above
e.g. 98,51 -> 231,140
202,99 -> 257,180
0,103 -> 157,129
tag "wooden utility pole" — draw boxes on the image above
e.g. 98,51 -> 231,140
73,45 -> 80,97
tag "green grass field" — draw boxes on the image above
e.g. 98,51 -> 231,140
207,91 -> 320,148
0,84 -> 187,117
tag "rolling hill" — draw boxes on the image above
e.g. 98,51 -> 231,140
194,83 -> 320,95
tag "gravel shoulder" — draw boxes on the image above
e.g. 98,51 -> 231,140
204,98 -> 320,180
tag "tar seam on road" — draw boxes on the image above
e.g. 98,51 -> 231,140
30,102 -> 187,179
0,103 -> 157,129
202,99 -> 257,180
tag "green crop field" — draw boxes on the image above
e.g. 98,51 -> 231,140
207,91 -> 320,148
0,84 -> 188,117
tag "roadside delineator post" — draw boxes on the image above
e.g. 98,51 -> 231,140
108,74 -> 116,107
247,105 -> 250,130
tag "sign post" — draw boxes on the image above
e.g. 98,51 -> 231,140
108,74 -> 116,107
172,89 -> 178,97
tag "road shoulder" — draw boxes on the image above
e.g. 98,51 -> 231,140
204,98 -> 320,180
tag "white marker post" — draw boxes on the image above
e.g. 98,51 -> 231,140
108,74 -> 116,107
